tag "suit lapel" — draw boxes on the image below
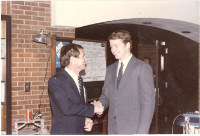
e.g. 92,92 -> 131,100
61,69 -> 85,103
118,56 -> 136,89
111,61 -> 119,91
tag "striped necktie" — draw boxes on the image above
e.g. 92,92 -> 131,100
117,62 -> 124,88
78,76 -> 85,102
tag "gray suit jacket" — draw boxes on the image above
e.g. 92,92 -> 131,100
99,55 -> 155,134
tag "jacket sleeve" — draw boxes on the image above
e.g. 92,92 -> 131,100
99,66 -> 111,110
48,76 -> 94,118
137,63 -> 155,133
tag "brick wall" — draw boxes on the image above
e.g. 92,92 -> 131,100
1,1 -> 75,131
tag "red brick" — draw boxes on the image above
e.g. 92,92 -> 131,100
25,20 -> 38,25
12,28 -> 24,34
45,8 -> 51,13
31,99 -> 41,104
32,54 -> 45,58
12,96 -> 25,101
39,21 -> 51,26
39,3 -> 50,8
31,44 -> 46,48
18,34 -> 32,39
12,82 -> 18,86
12,48 -> 24,53
25,77 -> 39,81
18,82 -> 25,86
12,77 -> 24,82
11,63 -> 17,67
12,19 -> 24,25
12,23 -> 18,28
32,16 -> 45,21
45,17 -> 51,22
12,73 -> 17,77
11,4 -> 19,9
25,39 -> 34,43
18,44 -> 31,48
18,53 -> 32,57
12,110 -> 18,115
32,7 -> 45,12
12,68 -> 24,72
18,5 -> 31,11
25,49 -> 39,53
25,30 -> 38,34
12,58 -> 24,62
1,1 -> 7,14
38,49 -> 50,53
12,34 -> 18,38
25,105 -> 38,109
18,100 -> 32,105
18,109 -> 26,115
12,86 -> 24,91
18,15 -> 31,20
12,115 -> 25,119
31,25 -> 44,30
32,82 -> 43,86
18,63 -> 32,67
18,91 -> 31,96
32,72 -> 45,76
12,9 -> 24,15
11,44 -> 18,48
25,1 -> 38,7
12,105 -> 24,111
25,58 -> 39,62
18,72 -> 31,77
12,39 -> 25,44
25,68 -> 39,72
38,58 -> 49,62
7,1 -> 11,14
12,1 -> 25,5
32,63 -> 46,67
25,11 -> 38,16
39,12 -> 50,17
25,95 -> 40,100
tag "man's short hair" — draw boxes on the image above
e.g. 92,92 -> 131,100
60,43 -> 83,67
108,30 -> 132,50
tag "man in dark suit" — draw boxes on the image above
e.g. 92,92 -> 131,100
98,30 -> 155,134
48,43 -> 103,134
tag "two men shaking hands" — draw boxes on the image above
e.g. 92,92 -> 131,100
84,100 -> 104,132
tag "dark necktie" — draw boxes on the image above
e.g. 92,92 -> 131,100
117,62 -> 124,88
78,76 -> 85,102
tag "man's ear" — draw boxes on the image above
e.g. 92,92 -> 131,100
125,42 -> 131,49
70,56 -> 74,65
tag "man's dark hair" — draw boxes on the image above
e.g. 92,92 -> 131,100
143,56 -> 152,64
60,43 -> 83,67
108,30 -> 132,50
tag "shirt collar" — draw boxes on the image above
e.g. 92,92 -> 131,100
119,54 -> 132,68
65,67 -> 79,82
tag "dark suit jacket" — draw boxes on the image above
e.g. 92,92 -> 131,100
48,68 -> 94,134
99,55 -> 155,134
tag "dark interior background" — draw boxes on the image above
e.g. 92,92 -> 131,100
75,23 -> 198,133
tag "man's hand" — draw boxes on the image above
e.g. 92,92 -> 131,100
84,118 -> 93,132
91,100 -> 104,115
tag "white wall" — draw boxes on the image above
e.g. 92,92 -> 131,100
51,0 -> 200,27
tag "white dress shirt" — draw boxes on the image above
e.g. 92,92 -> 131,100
65,67 -> 86,102
117,54 -> 132,77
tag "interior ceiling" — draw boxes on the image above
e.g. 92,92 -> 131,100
96,18 -> 199,43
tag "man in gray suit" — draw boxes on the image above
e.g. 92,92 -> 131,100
97,30 -> 155,134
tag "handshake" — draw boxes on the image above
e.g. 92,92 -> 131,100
84,101 -> 104,132
91,100 -> 104,115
